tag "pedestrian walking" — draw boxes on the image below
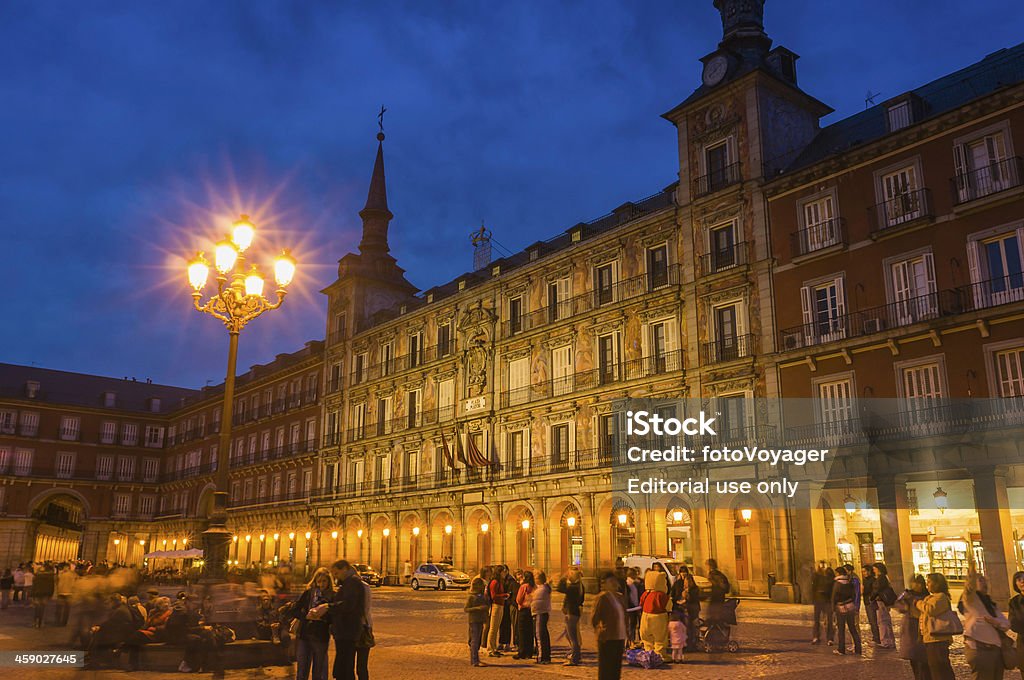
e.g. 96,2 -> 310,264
30,562 -> 55,628
894,574 -> 929,680
591,571 -> 626,680
871,563 -> 897,649
639,569 -> 669,657
0,568 -> 12,609
831,565 -> 862,656
1008,571 -> 1024,677
513,570 -> 536,659
21,565 -> 34,607
478,566 -> 493,646
324,560 -> 367,680
959,566 -> 1010,680
915,572 -> 958,680
624,567 -> 642,647
56,563 -> 77,626
810,561 -> 835,645
669,571 -> 697,662
13,564 -> 25,604
555,568 -> 584,666
290,568 -> 333,680
486,566 -> 508,657
465,578 -> 489,667
532,571 -> 552,663
861,565 -> 880,644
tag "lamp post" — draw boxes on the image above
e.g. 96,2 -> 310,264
186,215 -> 296,580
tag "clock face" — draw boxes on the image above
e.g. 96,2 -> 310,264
703,55 -> 729,86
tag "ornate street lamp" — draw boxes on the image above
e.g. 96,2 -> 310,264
186,215 -> 296,580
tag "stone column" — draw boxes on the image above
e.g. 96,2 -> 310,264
874,475 -> 914,591
972,465 -> 1016,603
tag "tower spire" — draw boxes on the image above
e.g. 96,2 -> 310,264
358,123 -> 393,257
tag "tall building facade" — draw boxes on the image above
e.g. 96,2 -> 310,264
2,0 -> 1023,602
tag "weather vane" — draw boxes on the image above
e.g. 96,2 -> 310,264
378,105 -> 387,133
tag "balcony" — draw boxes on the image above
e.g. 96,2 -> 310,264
870,188 -> 933,233
958,273 -> 1024,311
699,334 -> 756,364
500,265 -> 681,339
323,432 -> 342,447
790,218 -> 845,258
350,341 -> 458,385
951,157 -> 1023,205
778,290 -> 965,351
693,162 -> 741,198
699,241 -> 750,276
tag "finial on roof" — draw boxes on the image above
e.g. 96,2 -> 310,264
358,110 -> 394,257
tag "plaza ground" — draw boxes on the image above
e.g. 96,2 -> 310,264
0,587 -> 986,679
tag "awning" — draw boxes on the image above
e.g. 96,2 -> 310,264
143,548 -> 204,559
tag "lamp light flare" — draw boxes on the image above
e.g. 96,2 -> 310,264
740,508 -> 753,523
382,528 -> 390,538
480,523 -> 489,533
357,529 -> 363,539
273,533 -> 279,541
566,516 -> 576,528
521,519 -> 530,530
288,532 -> 295,540
412,526 -> 420,536
274,250 -> 296,287
444,524 -> 453,535
244,266 -> 265,296
187,253 -> 209,291
304,531 -> 311,540
231,215 -> 255,252
331,530 -> 339,540
214,240 -> 238,274
933,486 -> 949,513
617,513 -> 628,526
672,510 -> 683,523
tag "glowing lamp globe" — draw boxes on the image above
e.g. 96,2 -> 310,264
304,531 -> 311,540
231,215 -> 255,252
331,531 -> 339,540
480,523 -> 489,533
521,519 -> 530,530
382,528 -> 390,538
214,240 -> 238,274
245,267 -> 265,296
740,508 -> 752,523
187,254 -> 209,291
444,524 -> 453,535
566,516 -> 576,528
412,526 -> 420,536
274,250 -> 296,287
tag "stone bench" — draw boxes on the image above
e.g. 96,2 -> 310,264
138,639 -> 291,672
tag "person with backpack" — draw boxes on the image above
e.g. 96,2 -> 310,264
870,563 -> 897,649
915,572 -> 957,680
831,565 -> 862,656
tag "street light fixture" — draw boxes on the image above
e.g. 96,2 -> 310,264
186,214 -> 296,580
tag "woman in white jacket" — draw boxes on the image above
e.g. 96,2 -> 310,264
958,569 -> 1010,680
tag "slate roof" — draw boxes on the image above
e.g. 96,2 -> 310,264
786,42 -> 1024,173
0,362 -> 198,413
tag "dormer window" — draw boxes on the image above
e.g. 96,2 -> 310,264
25,381 -> 40,399
149,398 -> 161,413
458,280 -> 466,291
492,264 -> 502,276
887,101 -> 912,132
570,225 -> 585,243
426,293 -> 434,303
103,391 -> 117,408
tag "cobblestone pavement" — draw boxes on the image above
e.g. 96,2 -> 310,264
0,588 -> 989,679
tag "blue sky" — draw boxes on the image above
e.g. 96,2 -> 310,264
1,0 -> 1020,388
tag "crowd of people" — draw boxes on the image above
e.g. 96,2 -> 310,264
7,556 -> 1024,679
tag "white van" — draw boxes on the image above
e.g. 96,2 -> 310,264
622,555 -> 712,595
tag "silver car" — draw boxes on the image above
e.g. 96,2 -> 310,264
410,562 -> 471,591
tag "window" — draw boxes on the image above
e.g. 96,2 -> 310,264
271,475 -> 282,498
887,101 -> 912,132
798,195 -> 839,254
117,456 -> 135,481
551,424 -> 569,467
121,423 -> 138,446
994,347 -> 1024,398
548,277 -> 571,322
879,165 -> 923,226
197,415 -> 206,436
230,482 -> 241,504
287,472 -> 298,496
710,302 -> 747,361
55,451 -> 75,478
380,342 -> 394,377
376,397 -> 392,436
306,373 -> 319,402
508,430 -> 525,472
289,423 -> 302,452
145,425 -> 163,448
407,390 -> 421,429
113,494 -> 132,517
149,398 -> 161,413
260,430 -> 271,453
96,455 -> 113,479
303,468 -> 314,492
648,245 -> 669,289
708,223 -> 738,273
353,353 -> 366,383
704,139 -> 733,193
139,496 -> 155,517
103,391 -> 117,408
351,403 -> 366,440
305,419 -> 316,448
649,319 -> 681,373
899,359 -> 945,429
437,379 -> 455,421
551,345 -> 573,396
507,357 -> 531,406
0,410 -> 16,434
143,458 -> 159,481
508,296 -> 524,335
816,377 -> 855,441
598,414 -> 617,457
408,332 -> 423,368
0,447 -> 8,474
598,333 -> 620,384
800,277 -> 845,343
595,263 -> 616,306
60,416 -> 80,441
19,412 -> 38,436
275,428 -> 285,452
333,312 -> 347,340
889,252 -> 937,325
14,448 -> 32,476
247,434 -> 258,460
719,394 -> 749,440
437,322 -> 452,357
243,479 -> 253,501
257,477 -> 267,499
972,231 -> 1024,307
954,131 -> 1013,202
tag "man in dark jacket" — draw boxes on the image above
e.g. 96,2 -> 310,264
811,561 -> 836,644
860,565 -> 880,644
30,562 -> 56,628
86,594 -> 135,669
327,560 -> 366,680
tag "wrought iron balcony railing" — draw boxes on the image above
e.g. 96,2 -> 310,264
870,188 -> 932,232
693,162 -> 741,198
951,157 -> 1023,205
790,218 -> 845,258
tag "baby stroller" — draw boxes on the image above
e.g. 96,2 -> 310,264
697,598 -> 740,652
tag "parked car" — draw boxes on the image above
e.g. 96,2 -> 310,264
354,563 -> 383,587
622,555 -> 713,596
410,562 -> 471,591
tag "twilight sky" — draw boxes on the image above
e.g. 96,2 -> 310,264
1,0 -> 1020,388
